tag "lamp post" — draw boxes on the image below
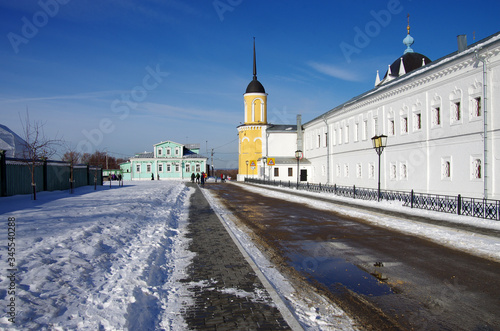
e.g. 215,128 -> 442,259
262,157 -> 267,181
295,150 -> 302,190
245,160 -> 249,181
371,134 -> 388,201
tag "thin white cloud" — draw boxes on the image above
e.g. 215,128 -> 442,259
135,102 -> 240,125
308,61 -> 360,82
0,91 -> 127,104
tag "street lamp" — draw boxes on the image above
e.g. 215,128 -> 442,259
245,160 -> 249,181
295,150 -> 302,189
371,134 -> 388,201
262,157 -> 267,181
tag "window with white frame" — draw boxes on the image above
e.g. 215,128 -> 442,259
441,158 -> 451,179
324,132 -> 328,147
373,117 -> 378,136
157,148 -> 162,156
175,163 -> 180,172
400,162 -> 407,180
368,163 -> 375,179
336,164 -> 341,177
390,163 -> 397,180
185,163 -> 191,173
362,120 -> 368,140
356,163 -> 362,178
338,127 -> 343,144
317,134 -> 321,148
146,164 -> 151,173
471,97 -> 481,118
401,116 -> 408,134
388,119 -> 395,136
345,125 -> 349,143
288,167 -> 293,176
344,164 -> 349,177
451,101 -> 461,123
136,164 -> 141,172
413,112 -> 422,131
332,129 -> 336,145
166,148 -> 171,156
354,123 -> 359,142
166,163 -> 171,172
471,158 -> 482,179
432,107 -> 441,126
158,163 -> 163,172
274,168 -> 279,177
175,147 -> 180,156
196,164 -> 201,172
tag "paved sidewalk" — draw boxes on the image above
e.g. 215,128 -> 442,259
181,183 -> 292,330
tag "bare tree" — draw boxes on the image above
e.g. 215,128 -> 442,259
20,111 -> 61,200
62,146 -> 82,193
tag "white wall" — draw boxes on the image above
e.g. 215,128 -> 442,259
302,37 -> 500,199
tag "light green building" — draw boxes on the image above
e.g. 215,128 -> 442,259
120,141 -> 207,181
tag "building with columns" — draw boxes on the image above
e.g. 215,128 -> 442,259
238,29 -> 500,199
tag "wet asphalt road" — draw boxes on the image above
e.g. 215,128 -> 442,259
206,183 -> 500,330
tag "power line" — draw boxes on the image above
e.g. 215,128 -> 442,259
213,138 -> 238,150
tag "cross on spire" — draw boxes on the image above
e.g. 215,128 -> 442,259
407,13 -> 410,34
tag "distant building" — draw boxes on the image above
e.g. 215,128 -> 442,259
0,124 -> 27,158
120,141 -> 207,180
238,28 -> 500,199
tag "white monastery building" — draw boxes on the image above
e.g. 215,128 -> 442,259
238,29 -> 500,200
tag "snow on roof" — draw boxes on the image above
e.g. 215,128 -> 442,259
0,124 -> 27,158
305,31 -> 500,126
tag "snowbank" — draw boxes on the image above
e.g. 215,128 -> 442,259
0,182 -> 194,330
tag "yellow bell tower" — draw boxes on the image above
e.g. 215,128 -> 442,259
238,38 -> 267,180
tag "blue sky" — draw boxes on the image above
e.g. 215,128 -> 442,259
1,0 -> 499,168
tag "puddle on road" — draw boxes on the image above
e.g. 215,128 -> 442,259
285,242 -> 392,297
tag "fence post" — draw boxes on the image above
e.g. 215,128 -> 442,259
457,194 -> 461,216
0,151 -> 6,197
334,184 -> 337,195
411,189 -> 414,208
86,165 -> 90,185
43,159 -> 48,192
353,185 -> 356,199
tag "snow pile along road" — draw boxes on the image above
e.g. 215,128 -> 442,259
0,181 -> 195,330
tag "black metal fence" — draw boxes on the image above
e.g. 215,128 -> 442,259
0,152 -> 103,197
244,178 -> 500,221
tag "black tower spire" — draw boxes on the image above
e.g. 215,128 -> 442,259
246,37 -> 265,93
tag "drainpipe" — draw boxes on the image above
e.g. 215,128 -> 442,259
475,50 -> 488,199
322,116 -> 330,184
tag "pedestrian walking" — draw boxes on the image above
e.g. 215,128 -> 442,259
196,173 -> 200,184
191,173 -> 195,183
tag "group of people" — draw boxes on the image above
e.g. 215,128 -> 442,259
191,172 -> 206,185
109,173 -> 122,181
190,172 -> 228,185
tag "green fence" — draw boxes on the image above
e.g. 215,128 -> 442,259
0,152 -> 103,197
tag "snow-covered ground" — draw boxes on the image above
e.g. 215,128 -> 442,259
0,182 -> 196,330
1,180 -> 499,330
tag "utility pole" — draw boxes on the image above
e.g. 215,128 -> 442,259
211,148 -> 214,176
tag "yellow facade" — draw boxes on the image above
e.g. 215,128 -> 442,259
244,93 -> 267,124
238,92 -> 267,177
